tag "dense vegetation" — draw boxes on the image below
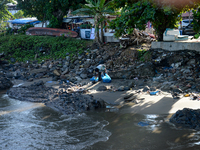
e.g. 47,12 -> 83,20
17,0 -> 86,28
1,0 -> 200,43
0,0 -> 15,32
0,35 -> 92,63
72,0 -> 114,43
109,0 -> 200,41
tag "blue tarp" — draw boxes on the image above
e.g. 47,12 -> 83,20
8,19 -> 41,25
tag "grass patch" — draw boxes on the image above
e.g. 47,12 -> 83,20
0,35 -> 93,63
137,49 -> 152,62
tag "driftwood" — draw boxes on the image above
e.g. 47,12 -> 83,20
120,29 -> 155,48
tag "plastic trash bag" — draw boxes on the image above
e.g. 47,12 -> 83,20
138,121 -> 149,127
102,73 -> 111,83
90,76 -> 98,81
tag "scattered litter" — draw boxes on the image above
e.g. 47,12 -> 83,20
172,92 -> 181,99
90,76 -> 98,82
105,105 -> 119,112
153,74 -> 163,81
171,62 -> 181,69
138,121 -> 149,127
184,94 -> 190,97
148,91 -> 160,95
190,93 -> 198,100
163,66 -> 173,70
124,93 -> 134,99
106,105 -> 115,109
124,96 -> 136,102
13,83 -> 24,87
137,98 -> 145,100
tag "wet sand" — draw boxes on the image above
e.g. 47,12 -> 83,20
91,91 -> 200,114
11,78 -> 200,115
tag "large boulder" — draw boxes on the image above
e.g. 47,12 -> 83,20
0,77 -> 13,90
170,108 -> 200,130
109,63 -> 155,79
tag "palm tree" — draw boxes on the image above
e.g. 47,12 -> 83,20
72,0 -> 114,44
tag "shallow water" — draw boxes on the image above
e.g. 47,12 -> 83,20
1,94 -> 200,150
87,112 -> 200,150
0,94 -> 110,150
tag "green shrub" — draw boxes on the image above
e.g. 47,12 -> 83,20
194,32 -> 200,39
137,49 -> 151,62
18,24 -> 34,34
0,35 -> 90,63
80,24 -> 92,29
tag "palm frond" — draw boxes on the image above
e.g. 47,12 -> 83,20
104,1 -> 113,8
86,0 -> 96,7
99,0 -> 105,8
72,8 -> 94,16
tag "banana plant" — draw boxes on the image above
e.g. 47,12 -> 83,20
72,0 -> 115,44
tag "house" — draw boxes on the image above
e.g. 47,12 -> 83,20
6,3 -> 19,15
182,11 -> 193,20
7,18 -> 41,29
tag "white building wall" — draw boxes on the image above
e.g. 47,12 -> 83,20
9,10 -> 19,15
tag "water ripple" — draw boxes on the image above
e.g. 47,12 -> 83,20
0,95 -> 111,150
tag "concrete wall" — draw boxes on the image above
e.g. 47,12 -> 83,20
151,41 -> 200,52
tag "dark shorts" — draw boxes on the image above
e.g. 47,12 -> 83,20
95,68 -> 99,72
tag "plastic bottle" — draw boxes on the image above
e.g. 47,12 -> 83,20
149,91 -> 160,95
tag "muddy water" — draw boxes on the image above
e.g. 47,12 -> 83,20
1,94 -> 200,150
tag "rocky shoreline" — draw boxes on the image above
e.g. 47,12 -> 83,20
2,42 -> 200,129
7,80 -> 105,115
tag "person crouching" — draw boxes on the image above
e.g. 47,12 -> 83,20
95,64 -> 106,81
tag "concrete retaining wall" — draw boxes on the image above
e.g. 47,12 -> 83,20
151,41 -> 200,51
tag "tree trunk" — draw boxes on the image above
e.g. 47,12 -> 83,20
156,27 -> 166,41
157,31 -> 163,41
42,14 -> 45,27
100,21 -> 104,43
94,15 -> 101,44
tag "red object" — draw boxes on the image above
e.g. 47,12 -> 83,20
26,27 -> 78,38
148,33 -> 155,39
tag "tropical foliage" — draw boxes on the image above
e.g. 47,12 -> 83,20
2,0 -> 200,41
0,35 -> 91,62
13,10 -> 24,19
72,0 -> 114,43
109,0 -> 182,41
0,0 -> 15,33
0,0 -> 14,21
193,8 -> 200,33
17,0 -> 86,28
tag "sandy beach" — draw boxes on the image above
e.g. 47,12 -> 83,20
89,87 -> 200,114
11,78 -> 200,115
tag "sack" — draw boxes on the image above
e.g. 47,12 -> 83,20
102,73 -> 111,83
90,76 -> 98,81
